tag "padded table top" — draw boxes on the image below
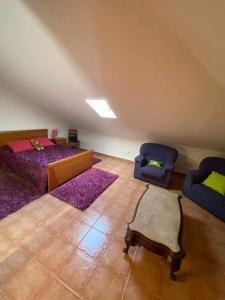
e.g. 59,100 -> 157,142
129,185 -> 181,253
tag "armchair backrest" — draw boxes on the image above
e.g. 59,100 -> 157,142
199,157 -> 225,176
140,143 -> 178,163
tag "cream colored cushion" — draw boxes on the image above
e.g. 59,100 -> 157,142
129,185 -> 181,253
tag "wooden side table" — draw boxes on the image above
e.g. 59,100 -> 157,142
51,137 -> 67,146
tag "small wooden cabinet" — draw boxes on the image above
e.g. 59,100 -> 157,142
51,137 -> 67,146
68,129 -> 80,148
69,140 -> 80,149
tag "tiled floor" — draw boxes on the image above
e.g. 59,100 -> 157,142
0,154 -> 225,299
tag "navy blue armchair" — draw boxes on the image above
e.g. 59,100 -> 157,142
134,143 -> 178,188
183,157 -> 225,222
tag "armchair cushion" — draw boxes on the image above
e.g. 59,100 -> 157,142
202,171 -> 225,196
148,160 -> 163,168
140,165 -> 163,179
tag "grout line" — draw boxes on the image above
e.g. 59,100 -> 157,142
0,248 -> 31,287
194,279 -> 199,300
31,276 -> 53,300
31,257 -> 81,299
120,270 -> 131,299
77,205 -> 126,297
120,245 -> 138,300
26,218 -> 74,252
77,234 -> 111,263
128,246 -> 163,299
79,243 -> 111,298
0,257 -> 33,300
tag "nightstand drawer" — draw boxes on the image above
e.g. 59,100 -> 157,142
68,140 -> 80,149
51,137 -> 67,146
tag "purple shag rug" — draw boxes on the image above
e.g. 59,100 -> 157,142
93,157 -> 102,164
0,157 -> 101,220
0,170 -> 42,220
51,168 -> 119,209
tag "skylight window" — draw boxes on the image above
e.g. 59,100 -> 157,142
86,99 -> 117,118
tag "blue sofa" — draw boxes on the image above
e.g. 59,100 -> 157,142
182,157 -> 225,222
134,143 -> 178,188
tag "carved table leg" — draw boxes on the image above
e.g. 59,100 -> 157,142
170,269 -> 176,281
123,244 -> 130,254
170,259 -> 181,281
123,228 -> 133,254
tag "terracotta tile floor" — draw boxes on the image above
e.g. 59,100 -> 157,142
0,153 -> 225,299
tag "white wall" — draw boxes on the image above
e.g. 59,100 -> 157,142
1,86 -> 224,173
0,87 -> 69,137
79,129 -> 225,173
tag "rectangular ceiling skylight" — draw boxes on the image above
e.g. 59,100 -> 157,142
86,99 -> 117,118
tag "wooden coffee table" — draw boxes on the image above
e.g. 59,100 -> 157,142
123,184 -> 185,280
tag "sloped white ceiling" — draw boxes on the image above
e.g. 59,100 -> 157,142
0,0 -> 225,150
150,0 -> 225,89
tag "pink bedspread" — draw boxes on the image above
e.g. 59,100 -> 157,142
0,145 -> 84,193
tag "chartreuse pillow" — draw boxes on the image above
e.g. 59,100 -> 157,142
202,171 -> 225,195
148,160 -> 163,168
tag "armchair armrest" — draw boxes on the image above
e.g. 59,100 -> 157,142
162,162 -> 175,176
187,170 -> 207,183
183,170 -> 207,194
135,155 -> 146,167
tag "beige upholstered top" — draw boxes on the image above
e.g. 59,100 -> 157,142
129,185 -> 181,253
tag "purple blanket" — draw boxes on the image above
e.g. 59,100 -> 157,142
0,145 -> 92,193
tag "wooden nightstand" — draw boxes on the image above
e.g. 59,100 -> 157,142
68,140 -> 80,149
51,137 -> 67,146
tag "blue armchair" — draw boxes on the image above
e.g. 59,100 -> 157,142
134,143 -> 178,188
182,157 -> 225,222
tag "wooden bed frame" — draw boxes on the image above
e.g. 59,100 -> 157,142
0,129 -> 93,192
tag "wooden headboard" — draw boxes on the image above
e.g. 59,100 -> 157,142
0,129 -> 48,147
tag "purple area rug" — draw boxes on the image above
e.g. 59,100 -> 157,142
0,156 -> 101,220
0,170 -> 42,220
93,157 -> 102,164
51,168 -> 118,209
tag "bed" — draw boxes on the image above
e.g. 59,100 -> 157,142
0,129 -> 93,192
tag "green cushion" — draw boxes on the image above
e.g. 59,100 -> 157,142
148,160 -> 163,168
202,171 -> 225,195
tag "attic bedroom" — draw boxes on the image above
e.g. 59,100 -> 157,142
0,1 -> 225,299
